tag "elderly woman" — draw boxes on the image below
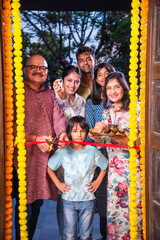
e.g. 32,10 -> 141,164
89,72 -> 143,240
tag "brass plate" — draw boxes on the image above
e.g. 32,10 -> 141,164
89,130 -> 126,138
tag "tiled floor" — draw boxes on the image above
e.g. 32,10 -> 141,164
11,199 -> 102,240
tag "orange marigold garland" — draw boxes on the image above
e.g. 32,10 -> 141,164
2,0 -> 14,239
139,0 -> 148,239
128,0 -> 140,239
11,0 -> 28,239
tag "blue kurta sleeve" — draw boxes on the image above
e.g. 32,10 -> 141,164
85,99 -> 104,142
85,98 -> 95,130
85,98 -> 95,142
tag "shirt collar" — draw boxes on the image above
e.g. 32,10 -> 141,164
24,80 -> 46,92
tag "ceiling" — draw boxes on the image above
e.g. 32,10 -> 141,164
20,0 -> 131,11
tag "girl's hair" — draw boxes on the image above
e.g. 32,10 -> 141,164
66,116 -> 89,141
91,62 -> 115,105
62,65 -> 80,80
103,71 -> 130,111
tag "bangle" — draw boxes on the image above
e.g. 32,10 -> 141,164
35,136 -> 37,142
58,131 -> 66,139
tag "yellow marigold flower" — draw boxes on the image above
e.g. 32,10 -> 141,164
19,205 -> 27,212
19,180 -> 26,187
20,224 -> 27,231
130,175 -> 137,182
129,187 -> 137,194
19,219 -> 27,226
18,186 -> 26,193
19,193 -> 27,200
20,231 -> 28,238
17,168 -> 26,175
130,193 -> 137,201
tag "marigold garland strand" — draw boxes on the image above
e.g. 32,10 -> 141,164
11,0 -> 28,239
128,0 -> 140,239
2,0 -> 14,239
139,0 -> 148,239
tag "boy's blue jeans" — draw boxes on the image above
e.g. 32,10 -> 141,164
57,194 -> 64,238
63,199 -> 95,240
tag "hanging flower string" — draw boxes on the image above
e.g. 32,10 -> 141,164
2,0 -> 14,239
11,0 -> 28,239
128,0 -> 140,239
139,0 -> 148,239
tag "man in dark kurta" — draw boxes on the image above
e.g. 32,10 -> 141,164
13,55 -> 67,240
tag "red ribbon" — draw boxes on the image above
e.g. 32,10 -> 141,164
13,139 -> 140,150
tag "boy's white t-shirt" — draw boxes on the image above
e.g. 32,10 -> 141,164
48,144 -> 108,202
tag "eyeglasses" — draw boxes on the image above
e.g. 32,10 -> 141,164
25,65 -> 48,72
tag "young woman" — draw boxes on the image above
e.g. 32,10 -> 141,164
85,62 -> 115,135
85,62 -> 115,240
47,116 -> 108,239
53,65 -> 86,121
89,72 -> 143,240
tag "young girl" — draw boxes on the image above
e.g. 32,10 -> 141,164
53,65 -> 86,121
85,62 -> 115,239
47,116 -> 108,240
89,72 -> 143,240
85,62 -> 115,137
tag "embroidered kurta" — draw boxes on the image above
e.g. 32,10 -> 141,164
55,92 -> 86,121
13,82 -> 66,204
101,108 -> 143,240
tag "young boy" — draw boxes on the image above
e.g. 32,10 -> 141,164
47,116 -> 108,240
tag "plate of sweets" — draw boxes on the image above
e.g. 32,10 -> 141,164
89,123 -> 126,138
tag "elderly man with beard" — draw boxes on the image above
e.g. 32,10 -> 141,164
13,55 -> 67,240
76,46 -> 97,100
